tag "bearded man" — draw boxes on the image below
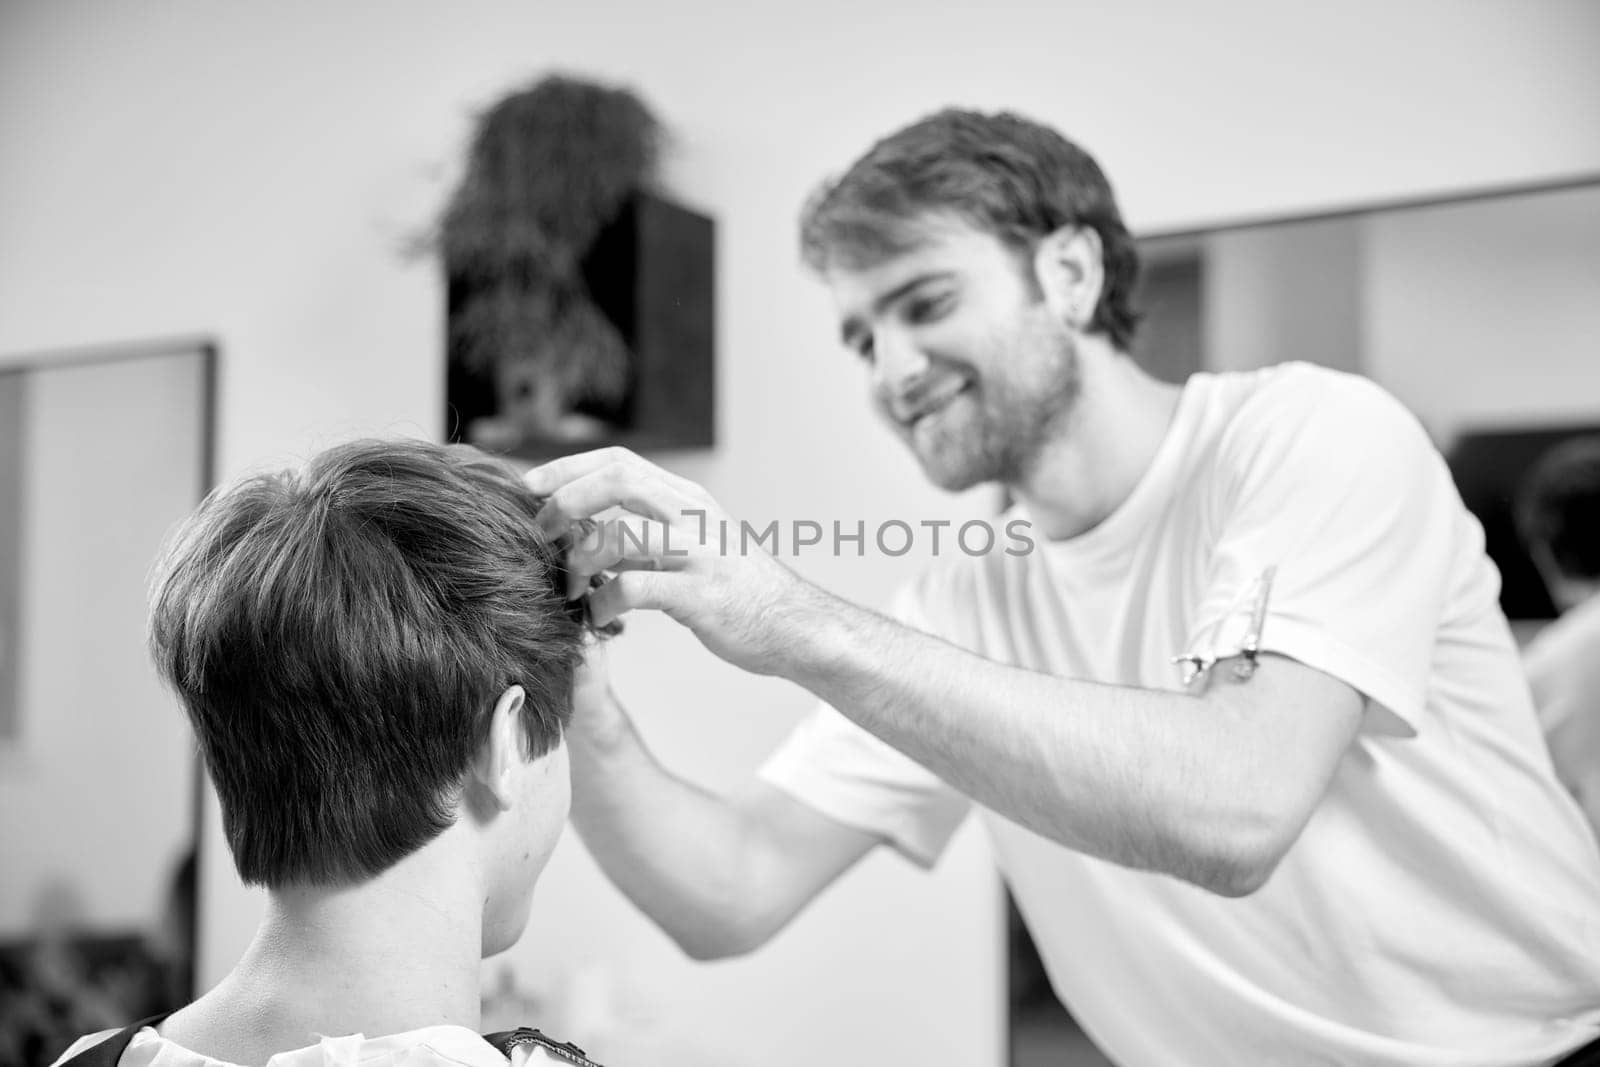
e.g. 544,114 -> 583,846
532,110 -> 1600,1066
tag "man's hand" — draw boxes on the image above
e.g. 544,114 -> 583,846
527,447 -> 819,677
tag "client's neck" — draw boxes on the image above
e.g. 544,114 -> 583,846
202,828 -> 488,1048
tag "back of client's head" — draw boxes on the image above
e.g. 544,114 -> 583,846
148,438 -> 584,948
1518,435 -> 1600,612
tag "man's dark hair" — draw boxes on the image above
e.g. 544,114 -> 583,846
148,439 -> 586,888
799,108 -> 1143,352
1517,435 -> 1600,581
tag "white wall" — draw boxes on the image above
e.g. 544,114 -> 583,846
1183,186 -> 1600,437
1204,217 -> 1364,374
3,1 -> 1600,1064
1364,183 -> 1600,446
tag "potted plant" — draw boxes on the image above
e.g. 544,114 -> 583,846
440,74 -> 661,448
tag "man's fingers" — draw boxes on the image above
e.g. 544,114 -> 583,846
534,463 -> 704,540
523,447 -> 635,496
585,571 -> 679,629
527,448 -> 707,509
564,517 -> 690,598
525,449 -> 718,632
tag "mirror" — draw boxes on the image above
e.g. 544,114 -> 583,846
1009,177 -> 1600,1066
0,338 -> 215,1066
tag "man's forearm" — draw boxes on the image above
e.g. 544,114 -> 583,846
567,698 -> 768,959
777,589 -> 1341,894
522,448 -> 1357,895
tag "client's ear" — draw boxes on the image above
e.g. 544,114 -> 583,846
471,685 -> 526,813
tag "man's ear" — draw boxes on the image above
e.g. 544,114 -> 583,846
471,685 -> 526,813
1031,225 -> 1105,331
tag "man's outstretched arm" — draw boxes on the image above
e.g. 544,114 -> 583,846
566,652 -> 884,958
782,595 -> 1362,896
531,448 -> 1364,898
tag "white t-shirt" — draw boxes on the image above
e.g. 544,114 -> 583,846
1525,593 -> 1600,838
51,1025 -> 569,1067
761,363 -> 1600,1066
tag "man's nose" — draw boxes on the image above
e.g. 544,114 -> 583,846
871,326 -> 931,397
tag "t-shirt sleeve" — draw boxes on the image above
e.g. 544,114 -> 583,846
757,577 -> 973,868
1188,369 -> 1464,737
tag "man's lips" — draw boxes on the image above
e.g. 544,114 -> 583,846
898,378 -> 970,426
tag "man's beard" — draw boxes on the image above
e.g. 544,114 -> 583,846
915,315 -> 1080,492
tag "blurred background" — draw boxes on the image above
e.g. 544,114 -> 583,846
2,2 -> 1598,1064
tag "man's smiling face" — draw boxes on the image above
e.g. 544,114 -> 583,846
827,214 -> 1083,492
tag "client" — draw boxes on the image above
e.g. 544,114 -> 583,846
54,439 -> 602,1067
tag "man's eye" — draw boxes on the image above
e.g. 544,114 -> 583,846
906,295 -> 953,324
853,336 -> 875,362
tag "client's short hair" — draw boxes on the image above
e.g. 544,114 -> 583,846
148,439 -> 585,888
1518,435 -> 1600,583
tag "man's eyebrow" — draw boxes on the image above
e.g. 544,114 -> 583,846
838,271 -> 956,347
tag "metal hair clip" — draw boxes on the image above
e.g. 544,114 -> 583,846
1231,565 -> 1276,680
564,571 -> 624,638
1172,651 -> 1216,687
1172,566 -> 1277,686
537,507 -> 624,638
